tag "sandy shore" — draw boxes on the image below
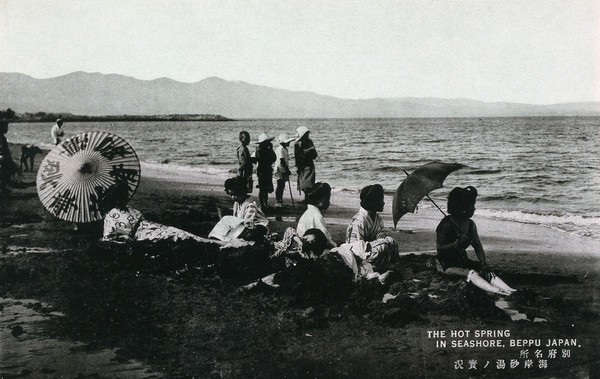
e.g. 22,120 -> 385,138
1,143 -> 600,378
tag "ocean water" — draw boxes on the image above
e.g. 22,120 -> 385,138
7,117 -> 600,239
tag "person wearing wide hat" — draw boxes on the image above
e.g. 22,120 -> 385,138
436,186 -> 516,296
296,182 -> 337,249
346,184 -> 399,272
294,126 -> 318,203
274,133 -> 295,207
254,132 -> 277,209
51,118 -> 65,146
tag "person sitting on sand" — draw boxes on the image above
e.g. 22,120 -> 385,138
296,182 -> 337,248
436,186 -> 516,296
101,181 -> 222,245
346,184 -> 399,273
255,227 -> 392,290
223,176 -> 269,242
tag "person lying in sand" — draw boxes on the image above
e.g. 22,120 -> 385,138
296,182 -> 337,248
436,186 -> 516,296
222,176 -> 269,242
275,227 -> 394,283
247,228 -> 393,290
346,184 -> 399,273
101,181 -> 223,245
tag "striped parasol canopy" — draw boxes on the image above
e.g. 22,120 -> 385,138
37,131 -> 140,223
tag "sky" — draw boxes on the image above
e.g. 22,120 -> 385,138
1,0 -> 599,104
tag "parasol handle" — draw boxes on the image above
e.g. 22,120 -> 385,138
402,169 -> 447,218
426,194 -> 447,217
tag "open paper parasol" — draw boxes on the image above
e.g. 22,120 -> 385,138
37,131 -> 140,223
392,161 -> 463,228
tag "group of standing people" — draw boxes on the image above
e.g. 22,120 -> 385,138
236,126 -> 318,209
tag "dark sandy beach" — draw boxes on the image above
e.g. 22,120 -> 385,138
1,143 -> 600,378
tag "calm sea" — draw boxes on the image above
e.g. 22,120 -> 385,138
7,117 -> 600,239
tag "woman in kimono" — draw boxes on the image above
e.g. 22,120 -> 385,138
346,184 -> 398,273
101,181 -> 220,245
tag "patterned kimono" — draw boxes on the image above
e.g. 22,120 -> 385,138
345,207 -> 398,271
102,206 -> 205,244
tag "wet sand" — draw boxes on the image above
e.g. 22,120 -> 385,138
1,143 -> 600,378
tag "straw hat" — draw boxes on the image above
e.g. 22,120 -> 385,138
278,133 -> 295,144
256,133 -> 275,144
296,126 -> 310,139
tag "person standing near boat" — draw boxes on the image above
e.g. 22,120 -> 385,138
294,126 -> 318,203
236,131 -> 254,193
274,133 -> 294,208
51,118 -> 65,146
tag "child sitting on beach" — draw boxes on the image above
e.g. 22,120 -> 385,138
221,176 -> 269,242
436,186 -> 516,296
101,181 -> 222,245
346,184 -> 399,273
296,182 -> 337,248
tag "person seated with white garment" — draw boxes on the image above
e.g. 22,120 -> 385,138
222,176 -> 269,242
249,227 -> 393,291
436,186 -> 516,296
296,182 -> 337,248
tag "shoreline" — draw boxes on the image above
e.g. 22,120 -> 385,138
2,141 -> 600,377
140,161 -> 600,256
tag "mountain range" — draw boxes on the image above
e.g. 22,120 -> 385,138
1,71 -> 599,119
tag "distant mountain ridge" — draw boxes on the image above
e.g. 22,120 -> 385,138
1,71 -> 599,118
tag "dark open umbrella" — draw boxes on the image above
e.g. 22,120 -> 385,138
392,161 -> 464,228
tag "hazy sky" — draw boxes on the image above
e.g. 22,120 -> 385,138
1,0 -> 599,104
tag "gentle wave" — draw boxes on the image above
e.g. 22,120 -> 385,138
8,117 -> 600,240
477,209 -> 600,238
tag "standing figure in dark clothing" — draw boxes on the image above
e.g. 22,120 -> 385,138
436,186 -> 516,296
294,126 -> 318,203
0,121 -> 17,194
254,133 -> 277,209
236,131 -> 254,193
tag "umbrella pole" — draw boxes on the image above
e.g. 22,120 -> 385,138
403,169 -> 447,217
426,194 -> 447,217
